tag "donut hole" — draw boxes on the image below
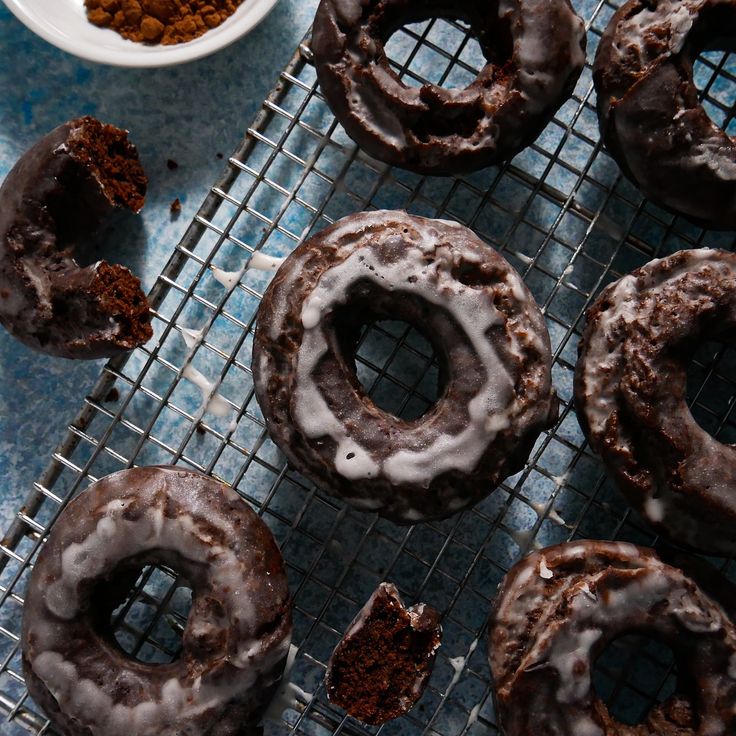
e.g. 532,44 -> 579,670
685,5 -> 736,136
686,339 -> 736,444
692,49 -> 736,136
384,17 -> 488,89
379,1 -> 513,92
330,291 -> 447,421
352,319 -> 444,421
92,562 -> 194,665
379,11 -> 512,142
593,634 -> 692,728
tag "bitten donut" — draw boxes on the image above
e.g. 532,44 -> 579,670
0,116 -> 152,358
22,466 -> 292,736
574,249 -> 736,555
312,0 -> 586,174
253,210 -> 557,523
489,541 -> 736,735
594,0 -> 736,228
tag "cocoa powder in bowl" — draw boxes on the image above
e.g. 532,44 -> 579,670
85,0 -> 244,45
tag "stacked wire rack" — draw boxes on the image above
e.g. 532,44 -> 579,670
2,0 -> 736,733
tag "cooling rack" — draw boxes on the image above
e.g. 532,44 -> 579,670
2,0 -> 736,733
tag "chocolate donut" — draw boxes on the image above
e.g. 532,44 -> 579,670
22,466 -> 292,736
574,249 -> 736,555
326,582 -> 442,724
488,541 -> 736,735
253,210 -> 557,524
0,116 -> 152,358
312,0 -> 586,174
594,0 -> 736,229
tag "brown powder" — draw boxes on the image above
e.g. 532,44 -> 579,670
84,0 -> 245,45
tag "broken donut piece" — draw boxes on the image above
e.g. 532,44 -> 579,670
0,116 -> 152,359
326,582 -> 442,724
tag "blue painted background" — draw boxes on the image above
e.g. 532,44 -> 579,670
0,0 -> 317,520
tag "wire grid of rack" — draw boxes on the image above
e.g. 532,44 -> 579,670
1,0 -> 736,733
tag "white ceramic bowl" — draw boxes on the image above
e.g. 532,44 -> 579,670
2,0 -> 280,67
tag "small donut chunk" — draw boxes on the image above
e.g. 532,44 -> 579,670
253,210 -> 557,524
0,116 -> 152,358
594,0 -> 736,228
574,249 -> 736,555
312,0 -> 586,174
488,541 -> 736,735
22,466 -> 292,736
325,582 -> 442,724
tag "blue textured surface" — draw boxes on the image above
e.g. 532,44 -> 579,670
1,2 -> 736,734
0,0 -> 316,525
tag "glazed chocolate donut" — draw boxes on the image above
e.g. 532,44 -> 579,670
22,466 -> 292,736
574,249 -> 736,555
312,0 -> 586,174
594,0 -> 736,228
0,116 -> 152,358
253,210 -> 557,523
488,541 -> 736,735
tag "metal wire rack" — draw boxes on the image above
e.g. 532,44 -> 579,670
1,0 -> 736,733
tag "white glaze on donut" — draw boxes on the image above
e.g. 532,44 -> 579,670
690,134 -> 736,181
44,505 -> 255,628
293,218 -> 527,487
576,249 -> 736,551
23,467 -> 292,736
248,252 -> 286,272
254,210 -> 556,523
490,542 -> 736,736
500,0 -> 587,114
606,0 -> 700,70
